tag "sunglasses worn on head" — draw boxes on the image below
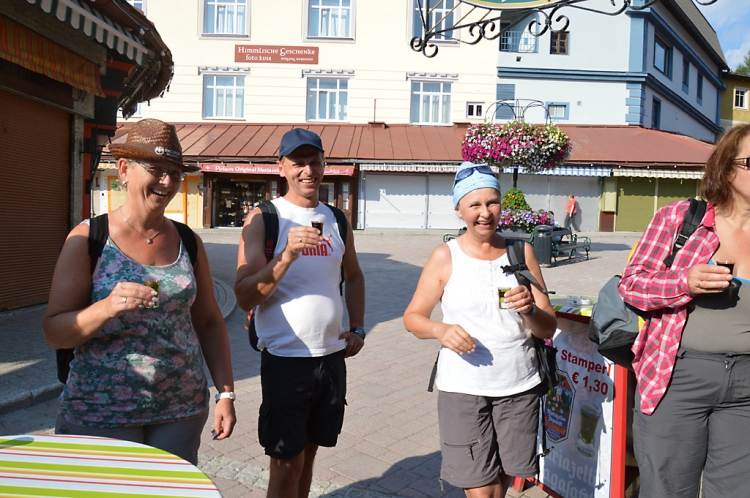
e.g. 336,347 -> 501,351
454,165 -> 495,185
137,162 -> 187,182
733,157 -> 750,170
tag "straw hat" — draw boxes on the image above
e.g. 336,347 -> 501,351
109,119 -> 199,172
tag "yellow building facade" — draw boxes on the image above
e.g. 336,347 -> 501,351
721,72 -> 750,130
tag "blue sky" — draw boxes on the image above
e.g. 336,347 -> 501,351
698,0 -> 750,71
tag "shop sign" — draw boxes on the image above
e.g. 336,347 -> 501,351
235,45 -> 319,64
462,0 -> 567,9
200,163 -> 355,176
539,318 -> 614,498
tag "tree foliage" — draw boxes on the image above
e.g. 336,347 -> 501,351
735,50 -> 750,75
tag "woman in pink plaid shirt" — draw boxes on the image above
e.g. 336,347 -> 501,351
620,124 -> 750,498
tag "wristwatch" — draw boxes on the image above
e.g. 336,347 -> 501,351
350,326 -> 366,341
215,392 -> 236,403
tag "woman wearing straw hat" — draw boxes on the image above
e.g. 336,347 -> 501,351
404,162 -> 557,497
43,119 -> 236,464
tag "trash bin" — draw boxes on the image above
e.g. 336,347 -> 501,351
533,225 -> 553,267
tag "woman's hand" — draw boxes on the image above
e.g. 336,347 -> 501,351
211,399 -> 236,440
505,285 -> 534,315
688,264 -> 732,294
437,324 -> 476,355
105,282 -> 158,318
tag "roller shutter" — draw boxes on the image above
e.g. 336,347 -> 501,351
0,91 -> 71,310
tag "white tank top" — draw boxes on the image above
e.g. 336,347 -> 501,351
436,239 -> 541,396
255,197 -> 346,357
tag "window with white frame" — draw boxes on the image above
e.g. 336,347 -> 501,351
126,0 -> 144,11
547,102 -> 569,120
203,0 -> 248,36
499,16 -> 537,53
203,75 -> 245,118
118,102 -> 142,119
307,78 -> 348,121
413,0 -> 456,42
735,88 -> 748,109
307,0 -> 353,39
410,81 -> 452,125
466,102 -> 484,118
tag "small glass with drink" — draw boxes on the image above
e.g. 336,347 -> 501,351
498,287 -> 511,309
144,280 -> 160,309
311,214 -> 326,235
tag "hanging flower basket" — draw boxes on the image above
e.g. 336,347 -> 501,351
461,121 -> 572,173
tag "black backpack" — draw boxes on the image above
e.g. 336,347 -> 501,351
587,198 -> 706,368
244,200 -> 348,352
55,214 -> 198,384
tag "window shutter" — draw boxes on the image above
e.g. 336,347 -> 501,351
495,84 -> 516,120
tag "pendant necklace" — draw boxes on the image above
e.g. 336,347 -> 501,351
119,207 -> 166,244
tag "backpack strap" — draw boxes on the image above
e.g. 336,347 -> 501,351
325,204 -> 349,295
502,239 -> 545,293
173,221 -> 198,266
88,214 -> 109,275
663,198 -> 706,268
258,200 -> 279,262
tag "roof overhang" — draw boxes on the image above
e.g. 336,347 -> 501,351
612,167 -> 704,179
27,0 -> 151,64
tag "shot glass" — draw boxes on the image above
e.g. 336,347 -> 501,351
498,287 -> 511,309
715,260 -> 735,275
144,280 -> 160,309
311,214 -> 326,234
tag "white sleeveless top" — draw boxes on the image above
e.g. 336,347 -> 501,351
436,239 -> 541,396
255,197 -> 346,357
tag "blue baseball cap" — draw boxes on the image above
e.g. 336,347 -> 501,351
278,128 -> 324,160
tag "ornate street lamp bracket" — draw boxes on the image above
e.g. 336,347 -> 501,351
411,0 -> 719,58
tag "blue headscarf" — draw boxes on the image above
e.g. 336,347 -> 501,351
452,161 -> 501,208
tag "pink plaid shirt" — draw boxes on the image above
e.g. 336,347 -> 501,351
619,200 -> 719,415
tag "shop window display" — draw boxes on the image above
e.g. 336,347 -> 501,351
214,180 -> 266,227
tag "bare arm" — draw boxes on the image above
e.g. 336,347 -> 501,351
403,244 -> 476,355
190,234 -> 236,440
503,242 -> 558,339
42,224 -> 156,349
234,209 -> 320,311
339,218 -> 366,358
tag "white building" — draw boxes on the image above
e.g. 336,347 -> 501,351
97,0 -> 727,232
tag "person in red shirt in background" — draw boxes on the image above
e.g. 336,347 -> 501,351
564,194 -> 580,232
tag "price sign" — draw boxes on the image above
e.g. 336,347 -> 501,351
539,319 -> 615,498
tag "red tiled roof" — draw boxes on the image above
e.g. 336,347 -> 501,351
106,122 -> 714,168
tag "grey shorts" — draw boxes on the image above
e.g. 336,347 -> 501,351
438,386 -> 540,489
55,409 -> 209,465
634,350 -> 750,498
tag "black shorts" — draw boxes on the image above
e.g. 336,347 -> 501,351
259,349 -> 347,459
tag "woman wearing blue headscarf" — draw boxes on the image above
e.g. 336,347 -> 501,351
404,162 -> 557,497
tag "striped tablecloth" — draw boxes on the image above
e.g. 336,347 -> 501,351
0,434 -> 222,497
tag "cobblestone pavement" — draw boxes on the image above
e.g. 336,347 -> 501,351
0,229 -> 640,497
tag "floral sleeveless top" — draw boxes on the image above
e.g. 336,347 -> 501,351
59,229 -> 207,427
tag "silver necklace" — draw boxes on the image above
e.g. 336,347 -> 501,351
119,207 -> 166,244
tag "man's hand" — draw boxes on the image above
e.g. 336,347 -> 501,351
339,331 -> 364,358
282,226 -> 321,263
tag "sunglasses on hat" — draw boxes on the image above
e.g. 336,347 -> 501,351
454,165 -> 495,186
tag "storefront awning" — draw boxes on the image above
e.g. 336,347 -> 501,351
361,163 -> 499,173
0,13 -> 103,96
27,0 -> 151,64
501,166 -> 612,177
200,163 -> 354,176
612,168 -> 705,179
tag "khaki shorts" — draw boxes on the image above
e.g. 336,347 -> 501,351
438,386 -> 540,489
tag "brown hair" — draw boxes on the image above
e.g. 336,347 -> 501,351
700,124 -> 750,210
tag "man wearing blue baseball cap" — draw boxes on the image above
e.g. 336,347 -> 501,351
235,128 -> 366,497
